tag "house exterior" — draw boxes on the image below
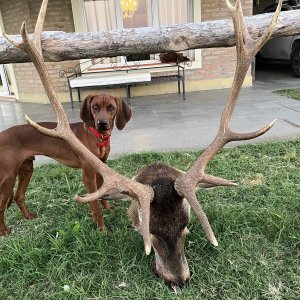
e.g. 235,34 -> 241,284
0,0 -> 268,104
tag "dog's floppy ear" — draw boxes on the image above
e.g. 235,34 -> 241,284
114,97 -> 132,130
80,95 -> 95,127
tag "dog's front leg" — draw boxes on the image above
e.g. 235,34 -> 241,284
82,167 -> 106,231
96,173 -> 114,211
14,159 -> 37,220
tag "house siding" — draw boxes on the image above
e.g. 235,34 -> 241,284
0,0 -> 77,102
0,0 -> 254,103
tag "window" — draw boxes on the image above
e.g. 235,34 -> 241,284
82,0 -> 195,68
84,0 -> 192,31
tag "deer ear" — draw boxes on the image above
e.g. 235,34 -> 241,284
80,95 -> 95,127
114,97 -> 132,130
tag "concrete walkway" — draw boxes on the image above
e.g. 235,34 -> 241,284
0,62 -> 299,163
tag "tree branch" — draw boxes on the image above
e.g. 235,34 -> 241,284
0,10 -> 299,64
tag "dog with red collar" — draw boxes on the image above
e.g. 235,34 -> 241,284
88,127 -> 111,159
0,94 -> 132,236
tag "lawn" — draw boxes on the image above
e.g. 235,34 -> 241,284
0,140 -> 299,300
275,88 -> 300,101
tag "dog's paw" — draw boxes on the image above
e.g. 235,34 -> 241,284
0,227 -> 11,236
97,221 -> 107,232
92,214 -> 107,232
100,200 -> 115,211
26,211 -> 37,220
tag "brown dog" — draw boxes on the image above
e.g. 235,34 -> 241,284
0,93 -> 132,236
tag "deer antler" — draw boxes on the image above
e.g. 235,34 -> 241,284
174,0 -> 283,247
4,0 -> 154,255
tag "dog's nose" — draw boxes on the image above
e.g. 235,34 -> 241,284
97,120 -> 108,130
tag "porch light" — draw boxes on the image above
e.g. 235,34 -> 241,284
121,0 -> 138,18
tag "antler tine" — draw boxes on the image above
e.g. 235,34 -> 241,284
225,0 -> 245,56
221,0 -> 255,127
175,0 -> 282,246
228,118 -> 277,141
202,174 -> 237,188
185,189 -> 218,246
24,113 -> 63,137
18,20 -> 69,129
221,0 -> 282,135
253,0 -> 283,54
227,0 -> 255,47
4,0 -> 154,255
3,32 -> 21,48
34,0 -> 48,53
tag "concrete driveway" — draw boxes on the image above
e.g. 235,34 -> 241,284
0,62 -> 299,162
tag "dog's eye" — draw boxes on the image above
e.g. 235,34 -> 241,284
107,106 -> 115,112
92,105 -> 99,110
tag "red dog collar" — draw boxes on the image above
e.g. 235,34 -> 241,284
88,127 -> 110,148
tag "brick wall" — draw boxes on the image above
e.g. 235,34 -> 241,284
0,0 -> 255,102
0,0 -> 76,101
185,0 -> 253,84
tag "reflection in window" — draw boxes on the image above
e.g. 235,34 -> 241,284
122,0 -> 151,28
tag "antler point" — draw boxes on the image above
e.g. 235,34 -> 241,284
3,32 -> 21,48
268,119 -> 277,129
24,113 -> 32,124
212,240 -> 218,247
145,245 -> 151,255
271,119 -> 277,124
20,22 -> 27,32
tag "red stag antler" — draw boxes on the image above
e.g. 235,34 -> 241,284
4,0 -> 154,255
174,0 -> 283,246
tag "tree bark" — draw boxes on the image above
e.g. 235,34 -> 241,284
0,10 -> 299,64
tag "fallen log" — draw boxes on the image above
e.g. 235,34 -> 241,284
0,10 -> 299,64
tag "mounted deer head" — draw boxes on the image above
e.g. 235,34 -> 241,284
4,0 -> 283,287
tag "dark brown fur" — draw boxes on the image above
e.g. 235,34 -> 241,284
0,94 -> 132,236
159,52 -> 190,64
128,163 -> 190,287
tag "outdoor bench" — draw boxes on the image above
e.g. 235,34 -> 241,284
60,59 -> 187,107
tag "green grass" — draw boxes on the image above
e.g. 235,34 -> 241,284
275,88 -> 300,101
1,140 -> 300,299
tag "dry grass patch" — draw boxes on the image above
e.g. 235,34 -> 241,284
241,173 -> 266,186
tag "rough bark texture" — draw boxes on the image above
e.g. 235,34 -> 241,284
0,10 -> 299,64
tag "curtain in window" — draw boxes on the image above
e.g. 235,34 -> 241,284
84,0 -> 118,65
84,0 -> 117,31
157,0 -> 188,25
157,0 -> 191,59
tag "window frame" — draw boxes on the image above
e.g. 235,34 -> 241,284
71,0 -> 202,72
0,6 -> 18,97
